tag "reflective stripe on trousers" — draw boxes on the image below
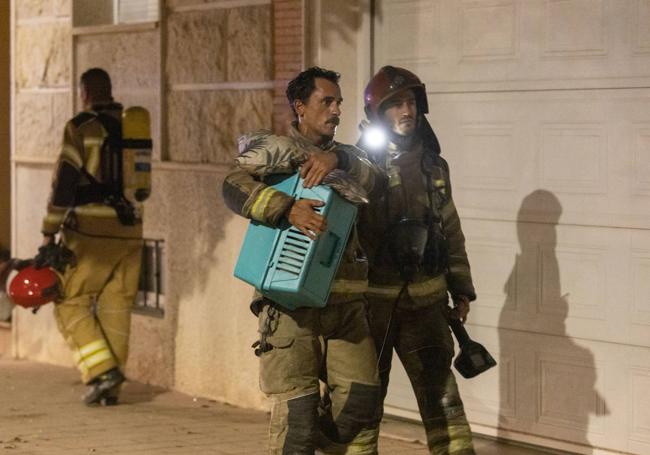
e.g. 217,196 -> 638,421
54,227 -> 142,383
339,294 -> 475,455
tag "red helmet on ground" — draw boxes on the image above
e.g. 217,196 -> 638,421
364,66 -> 428,120
8,265 -> 61,309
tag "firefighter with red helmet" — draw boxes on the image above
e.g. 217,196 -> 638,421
39,68 -> 148,406
349,66 -> 477,454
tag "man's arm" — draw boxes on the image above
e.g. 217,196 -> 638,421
42,120 -> 85,238
438,157 -> 476,320
222,167 -> 326,239
441,197 -> 476,322
333,144 -> 387,199
298,143 -> 387,196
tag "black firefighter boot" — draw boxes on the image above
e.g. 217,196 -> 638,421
83,367 -> 125,406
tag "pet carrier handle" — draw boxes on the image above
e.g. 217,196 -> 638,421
319,232 -> 340,267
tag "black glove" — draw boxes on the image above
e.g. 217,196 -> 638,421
34,243 -> 76,272
12,259 -> 34,270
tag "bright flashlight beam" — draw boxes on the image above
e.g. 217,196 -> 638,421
363,126 -> 387,150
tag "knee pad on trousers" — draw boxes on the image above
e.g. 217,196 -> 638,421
284,392 -> 320,454
323,382 -> 380,444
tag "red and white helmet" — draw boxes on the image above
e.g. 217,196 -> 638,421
364,66 -> 428,120
8,264 -> 61,309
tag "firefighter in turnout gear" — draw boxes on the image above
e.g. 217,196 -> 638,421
222,67 -> 386,454
348,66 -> 477,454
41,68 -> 148,406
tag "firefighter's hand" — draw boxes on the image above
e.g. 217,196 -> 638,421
450,295 -> 470,323
42,234 -> 55,247
300,152 -> 338,188
288,198 -> 326,240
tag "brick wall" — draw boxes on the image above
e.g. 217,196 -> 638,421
272,0 -> 304,134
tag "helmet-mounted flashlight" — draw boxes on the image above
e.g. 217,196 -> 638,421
361,125 -> 388,152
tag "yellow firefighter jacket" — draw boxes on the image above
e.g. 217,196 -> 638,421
42,103 -> 142,239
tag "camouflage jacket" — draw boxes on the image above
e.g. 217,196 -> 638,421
358,137 -> 476,304
222,125 -> 386,297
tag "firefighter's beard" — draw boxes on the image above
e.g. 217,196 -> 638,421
392,116 -> 416,136
387,117 -> 418,150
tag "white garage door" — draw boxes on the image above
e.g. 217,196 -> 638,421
374,1 -> 650,454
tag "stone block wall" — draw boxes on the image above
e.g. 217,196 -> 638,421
163,0 -> 275,409
14,1 -> 71,162
11,0 -> 73,367
165,2 -> 273,163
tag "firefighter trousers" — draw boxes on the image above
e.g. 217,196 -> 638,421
257,297 -> 380,455
343,294 -> 475,455
54,225 -> 142,385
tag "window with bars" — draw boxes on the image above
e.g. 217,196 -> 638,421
134,238 -> 165,317
73,0 -> 159,27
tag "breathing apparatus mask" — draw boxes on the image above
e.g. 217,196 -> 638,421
449,318 -> 497,378
387,218 -> 429,282
385,214 -> 495,378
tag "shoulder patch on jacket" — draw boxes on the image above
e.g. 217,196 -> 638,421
435,155 -> 450,174
334,142 -> 368,159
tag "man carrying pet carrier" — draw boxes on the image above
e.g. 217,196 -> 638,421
222,67 -> 386,454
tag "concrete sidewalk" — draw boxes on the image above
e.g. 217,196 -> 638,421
0,359 -> 547,454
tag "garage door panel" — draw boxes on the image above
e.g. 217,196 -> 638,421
535,351 -> 607,435
456,338 -> 513,420
538,123 -> 607,195
633,126 -> 650,196
631,249 -> 650,328
455,326 -> 629,452
385,325 -> 642,452
459,1 -> 518,60
630,366 -> 650,446
464,237 -> 518,310
376,0 -> 650,92
543,0 -> 606,58
457,124 -> 519,191
461,219 -> 650,348
376,0 -> 441,66
376,1 -> 650,452
541,243 -> 608,321
427,90 -> 650,229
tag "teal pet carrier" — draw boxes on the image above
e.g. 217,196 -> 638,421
234,173 -> 357,310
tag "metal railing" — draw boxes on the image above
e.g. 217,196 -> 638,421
134,238 -> 165,317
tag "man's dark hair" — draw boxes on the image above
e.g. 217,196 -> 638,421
286,67 -> 340,118
80,68 -> 113,103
